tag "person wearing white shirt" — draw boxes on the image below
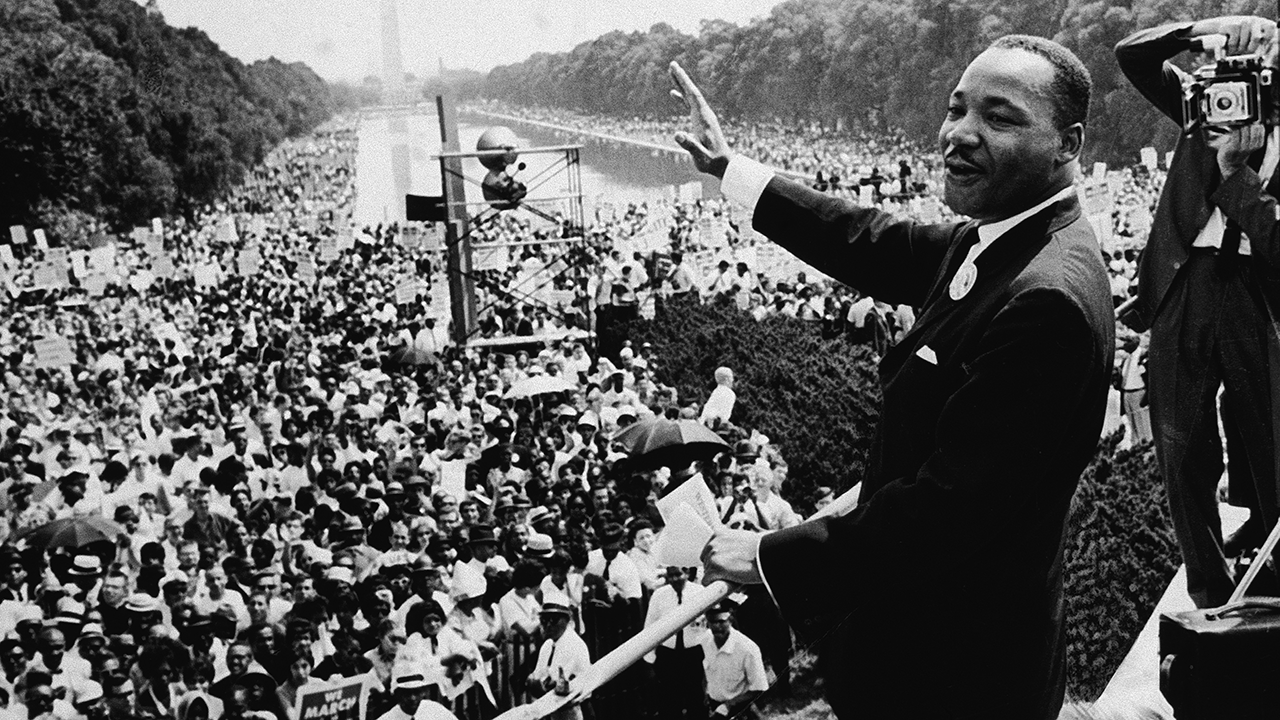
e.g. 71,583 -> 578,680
525,600 -> 590,720
700,603 -> 768,719
625,522 -> 663,592
495,563 -> 542,639
584,527 -> 642,602
643,567 -> 710,719
699,367 -> 736,427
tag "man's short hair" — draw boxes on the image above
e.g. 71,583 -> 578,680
987,35 -> 1091,129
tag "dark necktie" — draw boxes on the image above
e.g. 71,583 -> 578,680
1218,149 -> 1265,272
546,640 -> 556,666
675,588 -> 684,649
602,557 -> 610,583
928,225 -> 982,309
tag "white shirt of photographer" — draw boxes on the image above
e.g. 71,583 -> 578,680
1193,125 -> 1280,254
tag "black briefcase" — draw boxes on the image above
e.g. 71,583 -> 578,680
1159,518 -> 1280,719
1159,598 -> 1280,718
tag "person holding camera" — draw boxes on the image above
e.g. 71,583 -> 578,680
1116,16 -> 1280,608
675,32 -> 1114,720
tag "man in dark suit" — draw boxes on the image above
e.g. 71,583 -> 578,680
1115,16 -> 1280,609
672,34 -> 1114,720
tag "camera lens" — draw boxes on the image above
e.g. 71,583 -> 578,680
1216,95 -> 1236,111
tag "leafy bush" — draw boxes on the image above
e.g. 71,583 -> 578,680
1064,436 -> 1179,701
601,297 -> 881,515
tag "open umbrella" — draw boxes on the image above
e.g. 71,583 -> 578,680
18,516 -> 123,549
388,345 -> 435,367
504,375 -> 576,399
611,417 -> 730,470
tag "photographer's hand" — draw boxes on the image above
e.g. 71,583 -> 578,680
669,61 -> 732,179
1192,16 -> 1276,55
1206,123 -> 1266,178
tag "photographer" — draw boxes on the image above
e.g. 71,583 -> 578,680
1116,16 -> 1280,608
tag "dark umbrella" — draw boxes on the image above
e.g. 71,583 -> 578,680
388,345 -> 435,367
611,417 -> 731,470
18,516 -> 123,549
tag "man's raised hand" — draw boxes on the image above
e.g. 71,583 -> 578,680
669,61 -> 732,179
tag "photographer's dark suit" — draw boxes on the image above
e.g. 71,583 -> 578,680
1116,22 -> 1280,608
750,177 -> 1114,719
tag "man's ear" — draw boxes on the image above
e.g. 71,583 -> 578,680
1058,123 -> 1085,165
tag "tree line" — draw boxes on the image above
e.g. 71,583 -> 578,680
483,0 -> 1275,164
0,0 -> 333,232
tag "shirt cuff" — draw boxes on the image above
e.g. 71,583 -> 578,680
753,532 -> 780,608
720,156 -> 775,213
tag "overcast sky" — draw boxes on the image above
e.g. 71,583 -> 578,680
140,0 -> 782,82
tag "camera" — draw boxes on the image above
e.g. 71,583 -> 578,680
1181,34 -> 1279,133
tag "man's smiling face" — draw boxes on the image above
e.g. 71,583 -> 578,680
938,47 -> 1071,222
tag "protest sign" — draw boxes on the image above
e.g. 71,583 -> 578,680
421,223 -> 443,252
238,249 -> 262,276
473,245 -> 507,272
131,227 -> 150,244
193,263 -> 221,289
217,218 -> 238,244
395,278 -> 421,305
296,258 -> 317,286
83,273 -> 109,297
1092,162 -> 1107,178
70,251 -> 88,280
33,335 -> 74,369
88,245 -> 117,272
297,675 -> 366,720
9,226 -> 27,245
251,216 -> 268,238
0,245 -> 13,268
32,229 -> 48,250
318,237 -> 339,262
151,218 -> 163,236
1140,147 -> 1158,172
152,253 -> 175,279
439,460 -> 468,501
336,228 -> 355,252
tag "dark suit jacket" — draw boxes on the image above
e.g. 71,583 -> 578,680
752,178 -> 1114,719
1116,22 -> 1280,331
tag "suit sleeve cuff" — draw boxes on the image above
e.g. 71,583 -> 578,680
720,156 -> 775,212
754,532 -> 780,607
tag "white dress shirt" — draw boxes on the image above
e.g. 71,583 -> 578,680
642,582 -> 710,663
700,628 -> 768,704
584,549 -> 642,601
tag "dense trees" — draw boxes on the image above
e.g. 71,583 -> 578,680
485,0 -> 1275,163
0,0 -> 332,232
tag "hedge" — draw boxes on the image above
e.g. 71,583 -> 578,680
603,299 -> 1180,701
601,297 -> 881,515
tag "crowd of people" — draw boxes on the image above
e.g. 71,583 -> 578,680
0,96 -> 1175,720
0,107 -> 819,720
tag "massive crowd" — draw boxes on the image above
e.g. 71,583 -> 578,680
0,102 -> 1167,720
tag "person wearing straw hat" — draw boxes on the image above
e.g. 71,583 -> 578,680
525,596 -> 589,720
374,666 -> 456,720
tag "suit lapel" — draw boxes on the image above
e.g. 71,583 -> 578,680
907,197 -> 1081,336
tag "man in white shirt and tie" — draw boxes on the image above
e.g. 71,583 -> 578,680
643,566 -> 709,720
526,598 -> 590,720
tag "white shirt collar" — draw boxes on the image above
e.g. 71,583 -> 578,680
975,185 -> 1078,248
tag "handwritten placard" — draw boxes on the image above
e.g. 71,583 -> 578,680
33,335 -> 74,369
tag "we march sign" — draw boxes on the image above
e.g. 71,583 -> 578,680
297,676 -> 366,720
